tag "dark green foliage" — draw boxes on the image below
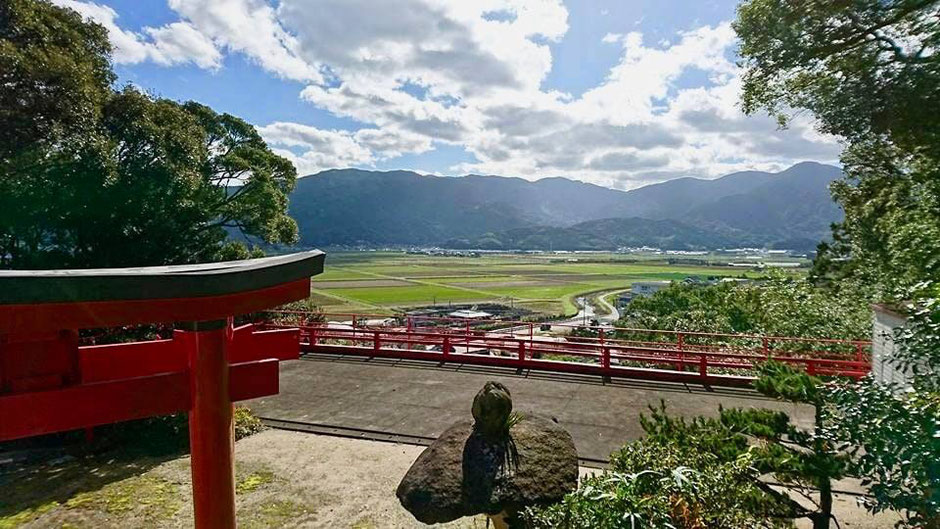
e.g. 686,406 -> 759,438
754,361 -> 823,404
618,276 -> 872,341
751,362 -> 846,529
527,362 -> 855,529
0,0 -> 113,159
525,417 -> 798,528
98,407 -> 265,457
450,217 -> 744,252
817,143 -> 940,296
736,0 -> 940,293
827,379 -> 940,528
629,363 -> 848,529
824,284 -> 940,528
735,3 -> 940,526
735,0 -> 940,151
0,0 -> 297,269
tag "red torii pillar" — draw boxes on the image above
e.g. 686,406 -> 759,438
0,251 -> 325,528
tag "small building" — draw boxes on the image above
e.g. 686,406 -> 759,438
447,309 -> 492,320
616,293 -> 632,307
871,304 -> 914,389
630,281 -> 671,298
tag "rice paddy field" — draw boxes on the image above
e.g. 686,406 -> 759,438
306,251 -> 787,317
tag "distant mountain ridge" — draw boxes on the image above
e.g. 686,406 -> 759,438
444,217 -> 745,251
286,161 -> 843,251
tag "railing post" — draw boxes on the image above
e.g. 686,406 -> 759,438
699,353 -> 708,381
466,321 -> 470,347
855,343 -> 864,362
807,360 -> 816,376
442,336 -> 450,361
763,337 -> 770,358
406,317 -> 413,350
518,340 -> 526,367
373,331 -> 381,353
676,332 -> 685,372
180,318 -> 236,529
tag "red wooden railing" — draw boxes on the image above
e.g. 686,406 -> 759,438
261,311 -> 871,387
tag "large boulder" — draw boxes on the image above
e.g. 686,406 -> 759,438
396,382 -> 578,525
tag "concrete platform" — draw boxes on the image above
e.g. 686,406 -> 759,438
248,352 -> 813,462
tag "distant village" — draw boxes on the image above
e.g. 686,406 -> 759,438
343,246 -> 812,269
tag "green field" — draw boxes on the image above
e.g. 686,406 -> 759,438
303,251 -> 785,317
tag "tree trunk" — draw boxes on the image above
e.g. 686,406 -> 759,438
813,478 -> 833,529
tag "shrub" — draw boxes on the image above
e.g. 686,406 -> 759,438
525,439 -> 794,528
234,407 -> 265,440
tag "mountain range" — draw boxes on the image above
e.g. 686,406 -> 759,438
286,161 -> 844,251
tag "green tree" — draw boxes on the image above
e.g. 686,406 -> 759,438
735,0 -> 940,292
525,434 -> 795,528
618,277 -> 872,341
0,0 -> 113,159
752,362 -> 847,529
642,362 -> 848,529
0,0 -> 298,269
825,283 -> 940,528
528,362 -> 854,528
735,0 -> 939,151
735,2 -> 940,526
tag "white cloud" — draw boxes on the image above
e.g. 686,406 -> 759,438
53,1 -> 221,68
166,0 -> 321,82
353,128 -> 434,158
72,0 -> 843,188
259,122 -> 374,174
258,122 -> 433,174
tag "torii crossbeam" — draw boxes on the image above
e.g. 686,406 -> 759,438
0,250 -> 325,528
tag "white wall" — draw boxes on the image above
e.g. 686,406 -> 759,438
871,304 -> 912,388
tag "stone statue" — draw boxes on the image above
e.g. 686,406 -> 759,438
397,381 -> 579,528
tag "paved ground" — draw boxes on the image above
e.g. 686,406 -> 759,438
9,429 -> 898,528
248,353 -> 814,462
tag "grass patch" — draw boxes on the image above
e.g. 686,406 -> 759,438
0,501 -> 60,529
300,252 -> 784,316
324,284 -> 495,305
478,283 -> 597,301
65,474 -> 181,520
241,499 -> 312,529
351,517 -> 378,529
236,469 -> 276,495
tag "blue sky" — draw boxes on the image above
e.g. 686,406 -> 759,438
56,0 -> 841,189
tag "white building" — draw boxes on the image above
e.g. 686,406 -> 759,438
871,304 -> 914,388
448,309 -> 492,320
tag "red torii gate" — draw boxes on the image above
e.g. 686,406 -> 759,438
0,250 -> 324,529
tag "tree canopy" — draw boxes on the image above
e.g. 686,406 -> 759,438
736,2 -> 940,526
0,0 -> 298,269
736,0 -> 940,294
736,0 -> 940,151
619,276 -> 872,341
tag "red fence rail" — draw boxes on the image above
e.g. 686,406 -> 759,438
261,311 -> 872,387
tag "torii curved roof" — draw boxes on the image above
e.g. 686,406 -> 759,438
0,250 -> 325,333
